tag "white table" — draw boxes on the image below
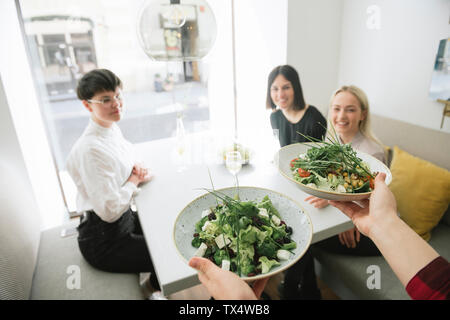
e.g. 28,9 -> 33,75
134,134 -> 353,296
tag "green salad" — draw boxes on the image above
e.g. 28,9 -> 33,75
290,128 -> 376,194
291,143 -> 375,193
191,191 -> 296,277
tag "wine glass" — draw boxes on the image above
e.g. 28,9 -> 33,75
175,115 -> 186,172
225,151 -> 242,191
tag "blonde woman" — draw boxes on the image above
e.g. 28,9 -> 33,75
327,85 -> 385,162
306,85 -> 386,254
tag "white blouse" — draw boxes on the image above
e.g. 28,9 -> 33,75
66,119 -> 138,223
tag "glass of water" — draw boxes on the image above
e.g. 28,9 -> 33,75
225,151 -> 242,189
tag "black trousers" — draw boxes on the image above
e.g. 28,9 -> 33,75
282,248 -> 321,300
314,232 -> 381,256
77,209 -> 160,290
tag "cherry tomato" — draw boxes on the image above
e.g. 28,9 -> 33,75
298,168 -> 311,177
290,158 -> 299,168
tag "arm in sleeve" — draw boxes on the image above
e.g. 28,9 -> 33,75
270,111 -> 279,130
406,256 -> 450,300
79,147 -> 137,222
310,111 -> 327,141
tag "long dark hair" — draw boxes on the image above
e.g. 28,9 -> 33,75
266,65 -> 305,111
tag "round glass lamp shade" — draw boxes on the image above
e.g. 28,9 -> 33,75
137,0 -> 217,61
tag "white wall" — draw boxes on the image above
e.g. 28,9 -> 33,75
234,0 -> 288,145
0,76 -> 41,232
0,75 -> 42,300
338,0 -> 450,132
287,0 -> 344,116
0,0 -> 66,230
287,0 -> 450,133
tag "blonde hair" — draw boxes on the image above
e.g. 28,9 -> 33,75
328,85 -> 385,149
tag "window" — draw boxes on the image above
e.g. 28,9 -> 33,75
19,0 -> 212,214
17,0 -> 286,222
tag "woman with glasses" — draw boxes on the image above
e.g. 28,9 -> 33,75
66,69 -> 161,294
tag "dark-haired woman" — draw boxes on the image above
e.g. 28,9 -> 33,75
266,65 -> 326,300
66,69 -> 161,293
267,65 -> 327,147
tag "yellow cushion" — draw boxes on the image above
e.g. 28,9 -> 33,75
389,146 -> 450,241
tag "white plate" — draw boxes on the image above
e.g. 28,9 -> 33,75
173,186 -> 313,281
275,143 -> 392,201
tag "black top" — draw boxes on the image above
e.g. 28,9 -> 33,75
270,105 -> 327,147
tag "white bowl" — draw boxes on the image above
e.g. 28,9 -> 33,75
275,143 -> 392,201
173,186 -> 313,281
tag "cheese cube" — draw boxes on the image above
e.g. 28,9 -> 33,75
221,259 -> 230,271
258,208 -> 269,219
271,215 -> 281,226
277,249 -> 291,261
215,234 -> 226,249
336,184 -> 346,193
201,209 -> 211,218
194,243 -> 208,257
214,234 -> 231,249
201,221 -> 211,232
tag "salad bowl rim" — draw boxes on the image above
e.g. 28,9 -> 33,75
276,142 -> 392,197
173,185 -> 313,281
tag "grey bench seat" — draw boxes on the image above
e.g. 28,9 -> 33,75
313,222 -> 450,300
312,115 -> 450,300
30,221 -> 144,300
0,162 -> 145,300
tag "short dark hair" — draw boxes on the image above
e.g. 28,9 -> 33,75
266,65 -> 306,111
76,69 -> 123,100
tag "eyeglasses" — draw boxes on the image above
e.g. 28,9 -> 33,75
88,93 -> 123,107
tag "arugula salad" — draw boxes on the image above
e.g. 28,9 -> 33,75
191,191 -> 296,277
290,140 -> 376,194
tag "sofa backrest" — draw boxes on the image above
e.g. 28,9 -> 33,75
441,206 -> 450,227
371,114 -> 450,171
0,79 -> 41,300
371,114 -> 450,227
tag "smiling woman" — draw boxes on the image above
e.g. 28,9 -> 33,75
330,91 -> 366,143
265,64 -> 327,300
267,65 -> 327,148
327,85 -> 386,164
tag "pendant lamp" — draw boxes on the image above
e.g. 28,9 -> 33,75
137,0 -> 217,61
